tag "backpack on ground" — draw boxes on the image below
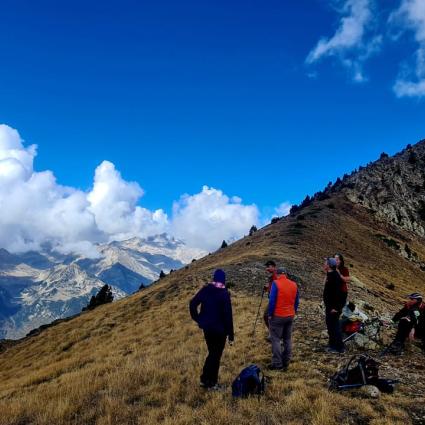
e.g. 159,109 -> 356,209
329,354 -> 397,394
232,364 -> 265,398
343,320 -> 363,335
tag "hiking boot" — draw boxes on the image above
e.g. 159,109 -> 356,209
387,342 -> 404,356
325,347 -> 345,354
207,383 -> 225,392
267,364 -> 285,371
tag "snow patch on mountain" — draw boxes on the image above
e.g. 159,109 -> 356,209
0,234 -> 206,339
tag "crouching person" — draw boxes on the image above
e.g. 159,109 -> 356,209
387,293 -> 423,355
189,269 -> 234,390
267,268 -> 299,371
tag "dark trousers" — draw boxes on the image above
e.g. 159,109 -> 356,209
269,316 -> 294,367
201,330 -> 226,387
394,318 -> 414,345
263,304 -> 269,329
326,310 -> 344,351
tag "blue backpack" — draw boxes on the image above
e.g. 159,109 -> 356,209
232,364 -> 265,398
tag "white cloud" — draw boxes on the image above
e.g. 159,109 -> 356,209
0,125 -> 269,254
87,160 -> 168,240
390,0 -> 425,97
171,186 -> 259,252
306,0 -> 380,82
275,202 -> 292,217
0,125 -> 37,183
394,78 -> 425,96
0,125 -> 169,256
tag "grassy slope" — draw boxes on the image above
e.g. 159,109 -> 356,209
1,196 -> 425,425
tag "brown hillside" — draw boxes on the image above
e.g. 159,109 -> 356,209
1,148 -> 425,424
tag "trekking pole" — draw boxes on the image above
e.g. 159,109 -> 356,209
252,286 -> 265,336
343,331 -> 360,343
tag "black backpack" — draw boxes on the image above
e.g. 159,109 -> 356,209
232,365 -> 265,398
329,354 -> 397,393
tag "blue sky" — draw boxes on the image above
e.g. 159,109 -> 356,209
0,0 -> 425,251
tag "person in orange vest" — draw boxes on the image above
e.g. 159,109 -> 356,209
267,267 -> 299,371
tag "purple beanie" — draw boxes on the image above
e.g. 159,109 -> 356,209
213,269 -> 226,284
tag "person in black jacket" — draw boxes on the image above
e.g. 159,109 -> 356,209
386,293 -> 423,355
189,269 -> 234,389
323,257 -> 347,353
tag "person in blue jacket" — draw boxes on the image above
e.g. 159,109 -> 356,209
189,269 -> 234,390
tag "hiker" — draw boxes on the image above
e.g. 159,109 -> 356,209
189,269 -> 234,390
335,253 -> 350,294
263,260 -> 278,331
386,293 -> 423,355
267,267 -> 299,370
323,257 -> 347,353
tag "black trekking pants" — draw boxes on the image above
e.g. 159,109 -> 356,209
201,330 -> 227,387
395,318 -> 414,345
325,310 -> 344,351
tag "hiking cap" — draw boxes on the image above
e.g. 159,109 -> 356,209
407,293 -> 423,300
265,260 -> 276,267
213,269 -> 226,284
276,267 -> 287,275
326,257 -> 337,268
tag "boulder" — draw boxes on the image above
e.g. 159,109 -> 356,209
359,385 -> 381,399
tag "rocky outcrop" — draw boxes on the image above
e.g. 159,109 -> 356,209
341,141 -> 425,238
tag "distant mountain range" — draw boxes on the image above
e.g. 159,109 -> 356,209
2,141 -> 425,424
0,234 -> 205,339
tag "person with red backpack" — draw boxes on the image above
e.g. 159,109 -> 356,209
267,267 -> 299,370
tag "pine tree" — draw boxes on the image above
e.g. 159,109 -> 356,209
82,284 -> 114,311
221,240 -> 228,249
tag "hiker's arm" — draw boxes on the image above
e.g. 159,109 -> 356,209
340,274 -> 350,284
268,282 -> 278,317
335,277 -> 347,311
392,307 -> 407,323
224,294 -> 234,341
337,268 -> 350,284
294,288 -> 300,313
336,292 -> 347,312
189,288 -> 203,323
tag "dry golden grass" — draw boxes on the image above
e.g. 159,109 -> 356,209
0,197 -> 424,425
0,291 -> 413,425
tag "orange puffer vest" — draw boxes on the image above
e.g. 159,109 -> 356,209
273,275 -> 298,318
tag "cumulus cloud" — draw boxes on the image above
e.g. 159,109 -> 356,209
275,202 -> 292,217
171,186 -> 259,252
87,161 -> 168,240
390,0 -> 425,97
0,125 -> 267,254
306,0 -> 381,82
0,124 -> 169,255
